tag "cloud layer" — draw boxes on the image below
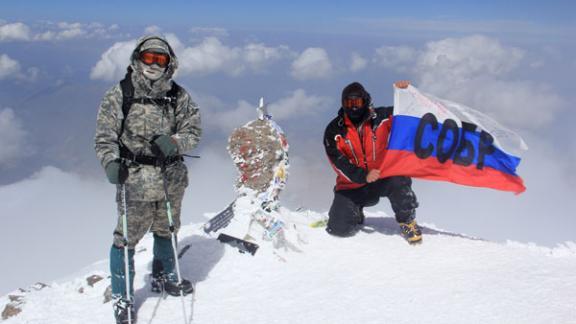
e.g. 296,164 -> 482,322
373,35 -> 565,130
203,89 -> 332,132
90,34 -> 295,80
89,40 -> 136,81
0,53 -> 38,81
290,48 -> 333,80
0,108 -> 30,167
0,21 -> 120,42
0,54 -> 21,79
0,22 -> 31,41
175,36 -> 292,76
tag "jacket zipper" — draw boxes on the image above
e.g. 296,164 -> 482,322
372,134 -> 376,161
345,139 -> 360,165
357,123 -> 369,168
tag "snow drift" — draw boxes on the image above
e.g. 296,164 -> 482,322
2,209 -> 576,324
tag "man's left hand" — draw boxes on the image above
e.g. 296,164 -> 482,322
150,134 -> 178,160
366,169 -> 381,183
394,80 -> 411,89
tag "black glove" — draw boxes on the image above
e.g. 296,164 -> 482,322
150,134 -> 179,160
105,159 -> 129,184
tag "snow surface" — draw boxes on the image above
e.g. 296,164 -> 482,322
2,210 -> 576,324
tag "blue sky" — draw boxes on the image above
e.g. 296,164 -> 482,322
1,1 -> 575,294
4,0 -> 575,28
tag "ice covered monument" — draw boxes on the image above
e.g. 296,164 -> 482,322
203,98 -> 304,257
228,97 -> 289,202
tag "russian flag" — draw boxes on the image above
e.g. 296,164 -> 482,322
379,85 -> 527,194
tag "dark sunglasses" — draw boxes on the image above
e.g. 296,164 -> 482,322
343,96 -> 364,109
139,51 -> 170,68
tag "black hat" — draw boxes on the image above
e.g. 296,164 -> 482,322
341,82 -> 371,108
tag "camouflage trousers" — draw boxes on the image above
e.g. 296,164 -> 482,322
112,195 -> 183,249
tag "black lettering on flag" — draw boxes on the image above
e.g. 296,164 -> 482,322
454,121 -> 477,166
415,113 -> 437,159
477,130 -> 495,169
437,119 -> 459,163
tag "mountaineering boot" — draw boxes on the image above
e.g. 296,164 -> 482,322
152,234 -> 194,296
150,275 -> 164,294
399,220 -> 422,244
150,259 -> 165,293
164,278 -> 194,297
150,273 -> 194,296
113,297 -> 137,324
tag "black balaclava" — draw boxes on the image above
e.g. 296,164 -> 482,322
341,82 -> 371,124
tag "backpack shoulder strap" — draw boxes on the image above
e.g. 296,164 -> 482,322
166,80 -> 181,110
118,67 -> 135,138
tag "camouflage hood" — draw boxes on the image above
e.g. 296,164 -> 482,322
129,35 -> 179,94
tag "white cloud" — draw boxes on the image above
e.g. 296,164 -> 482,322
412,36 -> 562,130
0,54 -> 21,79
209,100 -> 255,131
430,79 -> 565,130
177,37 -> 292,76
350,53 -> 367,72
373,45 -> 417,71
290,48 -> 333,80
144,25 -> 162,34
242,43 -> 291,70
0,22 -> 31,41
0,108 -> 29,166
0,54 -> 37,81
416,35 -> 524,84
1,21 -> 121,42
203,90 -> 332,132
268,89 -> 332,120
91,35 -> 293,80
372,35 -> 564,130
89,40 -> 136,81
33,21 -> 90,41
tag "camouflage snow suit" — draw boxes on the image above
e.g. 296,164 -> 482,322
95,36 -> 202,249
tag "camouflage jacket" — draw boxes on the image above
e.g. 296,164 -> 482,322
94,35 -> 202,201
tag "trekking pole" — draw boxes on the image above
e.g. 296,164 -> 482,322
120,184 -> 133,324
160,164 -> 188,323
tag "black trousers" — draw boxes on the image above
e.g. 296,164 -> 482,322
327,176 -> 419,237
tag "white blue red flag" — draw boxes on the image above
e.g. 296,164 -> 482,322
379,85 -> 527,194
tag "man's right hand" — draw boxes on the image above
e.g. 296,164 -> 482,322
105,159 -> 128,184
366,169 -> 381,183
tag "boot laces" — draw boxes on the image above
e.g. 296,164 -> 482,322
401,221 -> 420,235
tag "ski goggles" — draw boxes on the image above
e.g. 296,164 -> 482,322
139,51 -> 170,68
343,96 -> 364,109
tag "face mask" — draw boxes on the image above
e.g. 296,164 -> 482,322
138,61 -> 165,81
343,95 -> 368,123
345,106 -> 368,124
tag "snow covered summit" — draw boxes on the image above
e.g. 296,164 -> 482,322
2,210 -> 576,324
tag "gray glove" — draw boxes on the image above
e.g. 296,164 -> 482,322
150,135 -> 179,160
105,159 -> 128,184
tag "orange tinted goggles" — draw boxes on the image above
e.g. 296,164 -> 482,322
343,97 -> 364,109
139,52 -> 170,68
